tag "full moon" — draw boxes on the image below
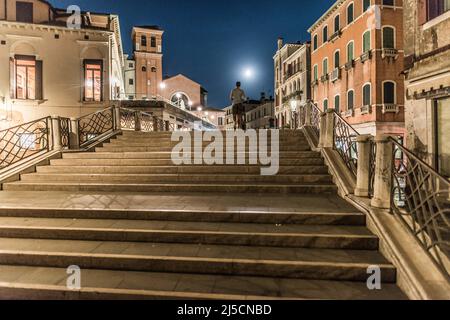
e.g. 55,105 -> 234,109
244,68 -> 254,79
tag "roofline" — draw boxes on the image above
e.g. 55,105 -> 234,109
164,74 -> 201,87
132,26 -> 164,34
307,0 -> 346,34
273,42 -> 309,60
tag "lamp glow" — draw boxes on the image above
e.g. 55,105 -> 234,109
159,82 -> 166,89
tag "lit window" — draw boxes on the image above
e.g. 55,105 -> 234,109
84,60 -> 103,102
15,57 -> 36,100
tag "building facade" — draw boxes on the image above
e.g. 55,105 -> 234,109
309,0 -> 405,137
246,99 -> 275,129
191,106 -> 226,130
274,39 -> 311,129
403,0 -> 450,177
160,74 -> 207,111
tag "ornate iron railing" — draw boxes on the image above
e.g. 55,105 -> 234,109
0,117 -> 50,170
140,112 -> 156,132
59,117 -> 71,149
333,112 -> 359,176
298,105 -> 306,128
391,138 -> 450,277
78,107 -> 114,146
120,108 -> 136,131
310,103 -> 321,138
369,138 -> 377,197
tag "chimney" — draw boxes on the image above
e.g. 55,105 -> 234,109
277,37 -> 283,50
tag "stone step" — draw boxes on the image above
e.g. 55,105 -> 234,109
112,137 -> 309,144
0,265 -> 407,300
0,217 -> 376,249
51,158 -> 325,166
20,173 -> 334,184
95,146 -> 312,152
3,182 -> 338,194
0,208 -> 365,226
0,238 -> 394,282
62,151 -> 322,160
120,130 -> 306,137
36,165 -> 330,175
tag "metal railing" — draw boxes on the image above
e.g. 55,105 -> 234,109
310,103 -> 321,138
390,138 -> 450,277
333,112 -> 359,176
369,138 -> 377,197
78,107 -> 115,147
120,107 -> 136,131
0,117 -> 50,170
58,117 -> 71,149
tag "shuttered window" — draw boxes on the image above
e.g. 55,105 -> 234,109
323,59 -> 328,76
334,95 -> 340,113
347,91 -> 354,110
347,3 -> 354,24
11,55 -> 42,100
334,15 -> 340,32
363,84 -> 371,106
334,51 -> 340,68
363,0 -> 371,12
323,26 -> 328,42
313,35 -> 318,50
323,99 -> 328,111
347,42 -> 354,62
382,27 -> 395,48
363,31 -> 371,52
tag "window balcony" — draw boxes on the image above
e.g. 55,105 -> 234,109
311,79 -> 319,86
382,104 -> 399,114
331,68 -> 341,82
329,30 -> 342,42
342,109 -> 354,118
360,50 -> 372,63
320,74 -> 329,83
382,48 -> 398,60
344,60 -> 355,71
360,105 -> 372,115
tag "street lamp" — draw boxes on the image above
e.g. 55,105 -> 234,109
159,82 -> 166,89
188,101 -> 193,111
290,100 -> 298,130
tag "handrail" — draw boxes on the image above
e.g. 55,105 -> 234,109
390,137 -> 450,277
310,103 -> 321,138
333,110 -> 359,176
78,107 -> 115,147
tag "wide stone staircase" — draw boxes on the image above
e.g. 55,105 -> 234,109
0,130 -> 407,299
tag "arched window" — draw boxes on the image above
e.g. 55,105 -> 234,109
383,81 -> 396,104
313,34 -> 318,50
322,58 -> 328,76
334,95 -> 340,113
313,64 -> 318,81
363,31 -> 371,53
323,25 -> 328,43
363,83 -> 371,106
151,67 -> 157,72
382,26 -> 395,48
347,41 -> 354,62
171,92 -> 190,108
382,0 -> 394,5
324,99 -> 328,111
334,51 -> 340,68
363,0 -> 371,12
347,3 -> 354,24
142,66 -> 147,72
334,15 -> 340,32
347,90 -> 354,110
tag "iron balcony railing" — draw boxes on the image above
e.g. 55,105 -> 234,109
390,138 -> 450,277
0,117 -> 51,170
333,111 -> 359,177
78,107 -> 115,147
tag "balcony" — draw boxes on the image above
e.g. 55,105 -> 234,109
320,74 -> 329,83
329,30 -> 342,42
311,79 -> 319,86
282,90 -> 303,104
382,104 -> 399,114
382,48 -> 398,60
331,68 -> 341,82
360,50 -> 372,63
342,109 -> 354,118
360,105 -> 372,115
344,60 -> 355,71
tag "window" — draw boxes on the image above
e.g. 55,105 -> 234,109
323,99 -> 328,111
151,36 -> 156,48
363,0 -> 371,12
360,84 -> 370,107
383,81 -> 395,104
128,63 -> 133,68
435,97 -> 450,177
84,60 -> 103,102
323,26 -> 328,43
11,55 -> 42,100
334,15 -> 340,32
313,35 -> 318,50
16,2 -> 33,23
347,90 -> 354,110
151,67 -> 157,72
141,35 -> 147,47
142,66 -> 147,72
427,0 -> 450,20
334,95 -> 340,113
128,79 -> 134,85
347,41 -> 354,62
347,3 -> 354,24
383,0 -> 394,5
323,58 -> 328,76
382,27 -> 395,48
313,65 -> 318,81
334,51 -> 340,68
363,31 -> 371,52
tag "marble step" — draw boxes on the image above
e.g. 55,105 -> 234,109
111,138 -> 310,145
0,238 -> 394,281
36,165 -> 330,175
0,217 -> 377,249
95,146 -> 312,152
62,151 -> 322,160
0,265 -> 407,300
0,208 -> 365,226
50,158 -> 325,166
3,182 -> 338,194
20,173 -> 334,184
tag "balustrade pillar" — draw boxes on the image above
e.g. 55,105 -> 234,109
153,118 -> 159,132
318,109 -> 334,148
371,135 -> 393,209
134,111 -> 141,132
69,118 -> 80,150
114,106 -> 121,131
304,103 -> 312,126
51,116 -> 62,151
354,134 -> 372,197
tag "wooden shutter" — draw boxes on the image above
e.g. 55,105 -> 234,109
9,57 -> 15,99
35,60 -> 43,100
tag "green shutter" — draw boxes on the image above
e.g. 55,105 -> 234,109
363,32 -> 371,53
347,42 -> 354,62
335,95 -> 340,112
383,27 -> 394,48
324,99 -> 328,111
323,59 -> 328,75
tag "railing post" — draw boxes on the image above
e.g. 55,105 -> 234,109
69,117 -> 80,150
153,118 -> 159,132
114,106 -> 121,131
51,116 -> 62,151
304,103 -> 312,126
134,111 -> 141,132
371,135 -> 394,209
319,109 -> 334,148
165,121 -> 170,132
354,134 -> 372,197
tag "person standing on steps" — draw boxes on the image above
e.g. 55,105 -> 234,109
230,81 -> 247,130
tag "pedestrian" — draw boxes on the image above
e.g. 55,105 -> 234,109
230,81 -> 246,130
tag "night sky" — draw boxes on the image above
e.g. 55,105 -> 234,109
49,0 -> 335,108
